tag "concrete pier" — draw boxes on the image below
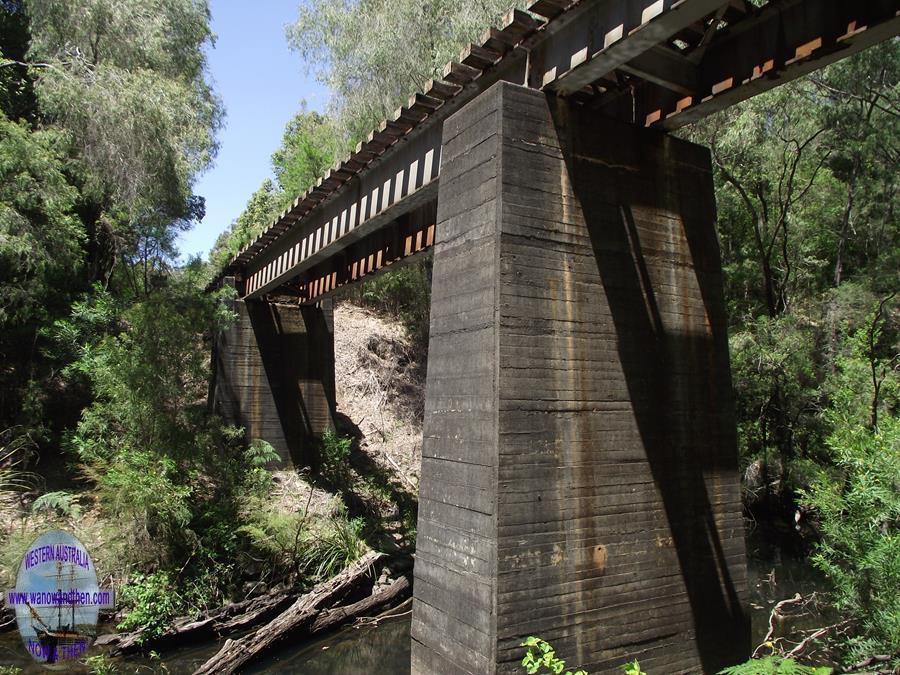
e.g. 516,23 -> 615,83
411,81 -> 748,674
212,287 -> 335,467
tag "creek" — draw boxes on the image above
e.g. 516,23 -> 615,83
0,546 -> 827,674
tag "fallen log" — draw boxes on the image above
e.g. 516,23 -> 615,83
194,551 -> 386,675
96,585 -> 298,655
310,574 -> 410,633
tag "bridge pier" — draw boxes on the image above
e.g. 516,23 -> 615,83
412,81 -> 748,674
211,285 -> 335,467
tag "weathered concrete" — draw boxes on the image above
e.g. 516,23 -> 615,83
412,80 -> 748,674
212,284 -> 335,466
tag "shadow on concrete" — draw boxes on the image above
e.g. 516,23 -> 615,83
245,300 -> 337,468
552,99 -> 749,672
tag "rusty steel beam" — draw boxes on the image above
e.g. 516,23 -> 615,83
636,0 -> 900,128
289,203 -> 436,306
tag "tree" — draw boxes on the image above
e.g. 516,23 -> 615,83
801,299 -> 899,663
286,0 -> 526,143
24,0 -> 222,216
808,42 -> 900,291
271,106 -> 342,206
691,84 -> 831,319
0,116 -> 84,431
0,0 -> 38,122
208,178 -> 281,273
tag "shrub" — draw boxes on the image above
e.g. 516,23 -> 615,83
718,656 -> 831,675
801,304 -> 899,662
83,654 -> 119,674
305,511 -> 367,580
520,636 -> 586,675
117,571 -> 183,641
31,490 -> 81,518
319,429 -> 352,482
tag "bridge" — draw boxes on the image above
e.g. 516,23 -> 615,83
209,1 -> 899,672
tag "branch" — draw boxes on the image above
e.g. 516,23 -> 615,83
809,76 -> 900,119
0,59 -> 57,70
753,593 -> 807,658
785,620 -> 852,659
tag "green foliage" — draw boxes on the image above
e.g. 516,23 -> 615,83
287,0 -> 528,142
0,116 -> 82,328
24,0 -> 222,212
238,483 -> 367,583
718,656 -> 832,675
621,660 -> 647,675
307,511 -> 367,580
239,438 -> 281,496
271,107 -> 342,206
0,429 -> 37,494
520,636 -> 587,675
82,654 -> 119,675
319,429 -> 352,480
0,0 -> 37,122
246,438 -> 280,468
729,314 -> 822,485
0,666 -> 23,675
31,490 -> 81,518
117,571 -> 183,641
47,273 -> 245,588
801,301 -> 899,660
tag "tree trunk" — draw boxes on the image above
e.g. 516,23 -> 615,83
834,168 -> 857,287
194,551 -> 387,675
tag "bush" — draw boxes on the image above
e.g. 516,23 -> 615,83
520,636 -> 586,675
802,414 -> 899,660
801,302 -> 899,663
305,510 -> 367,580
319,429 -> 352,482
719,656 -> 831,675
83,654 -> 119,675
117,571 -> 183,640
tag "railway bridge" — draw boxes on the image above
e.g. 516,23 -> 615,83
209,1 -> 899,671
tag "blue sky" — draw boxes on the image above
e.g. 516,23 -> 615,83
178,0 -> 330,262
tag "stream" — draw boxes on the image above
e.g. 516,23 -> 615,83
0,548 -> 827,673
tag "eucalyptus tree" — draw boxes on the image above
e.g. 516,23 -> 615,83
24,0 -> 222,216
287,0 -> 528,143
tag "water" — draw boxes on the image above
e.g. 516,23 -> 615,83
0,551 -> 826,674
249,614 -> 411,674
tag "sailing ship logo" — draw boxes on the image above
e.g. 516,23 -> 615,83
5,530 -> 114,668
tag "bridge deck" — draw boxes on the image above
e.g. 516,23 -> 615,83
211,0 -> 899,304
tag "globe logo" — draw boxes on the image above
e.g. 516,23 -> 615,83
5,530 -> 115,667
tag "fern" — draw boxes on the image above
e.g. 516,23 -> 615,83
32,490 -> 81,518
246,438 -> 280,467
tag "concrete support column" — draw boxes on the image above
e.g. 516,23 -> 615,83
212,289 -> 335,467
412,81 -> 748,674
